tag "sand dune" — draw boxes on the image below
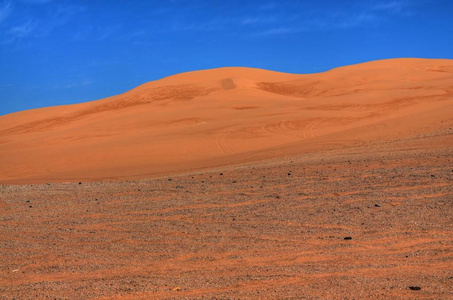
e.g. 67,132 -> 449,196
1,58 -> 452,183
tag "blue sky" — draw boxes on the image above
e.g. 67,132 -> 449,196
0,0 -> 452,116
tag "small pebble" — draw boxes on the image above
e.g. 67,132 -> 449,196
344,237 -> 352,240
409,286 -> 421,291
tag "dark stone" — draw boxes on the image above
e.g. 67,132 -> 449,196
176,186 -> 184,189
375,204 -> 380,207
220,173 -> 223,175
168,178 -> 172,181
344,237 -> 352,240
78,182 -> 82,185
288,173 -> 291,176
409,286 -> 421,291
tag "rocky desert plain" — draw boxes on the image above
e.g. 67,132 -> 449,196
0,58 -> 452,299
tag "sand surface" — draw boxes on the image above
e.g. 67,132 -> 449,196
0,58 -> 452,299
1,131 -> 452,299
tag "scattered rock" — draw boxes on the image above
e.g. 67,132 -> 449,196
176,186 -> 184,189
409,286 -> 421,291
78,182 -> 82,185
220,173 -> 223,176
344,237 -> 352,240
374,204 -> 380,207
168,178 -> 172,181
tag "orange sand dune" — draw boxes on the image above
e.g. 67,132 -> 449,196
1,58 -> 452,183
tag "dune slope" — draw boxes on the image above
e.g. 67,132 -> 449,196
0,58 -> 452,183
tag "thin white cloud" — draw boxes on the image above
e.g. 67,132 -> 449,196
23,4 -> 84,40
97,24 -> 122,41
252,0 -> 418,36
373,1 -> 405,13
19,0 -> 54,4
255,27 -> 304,36
0,0 -> 12,23
39,4 -> 85,35
8,20 -> 36,38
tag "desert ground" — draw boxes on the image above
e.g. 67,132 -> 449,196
0,58 -> 452,299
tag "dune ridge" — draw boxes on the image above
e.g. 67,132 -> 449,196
1,58 -> 452,183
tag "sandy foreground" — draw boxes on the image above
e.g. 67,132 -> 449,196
0,58 -> 452,298
1,130 -> 452,299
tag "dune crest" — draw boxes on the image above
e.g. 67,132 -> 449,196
1,58 -> 452,183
